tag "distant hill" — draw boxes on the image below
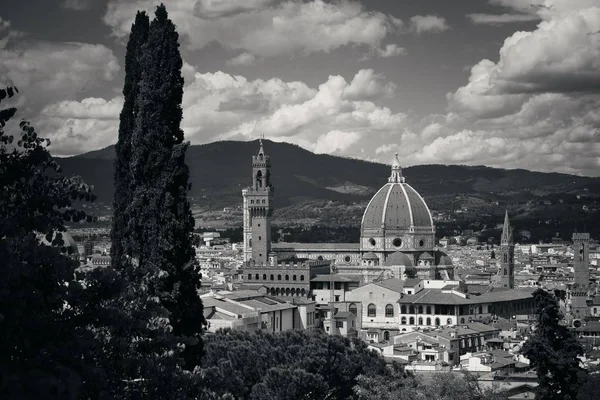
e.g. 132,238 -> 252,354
57,139 -> 600,209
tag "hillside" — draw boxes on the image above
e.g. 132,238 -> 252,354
59,139 -> 600,203
57,140 -> 600,234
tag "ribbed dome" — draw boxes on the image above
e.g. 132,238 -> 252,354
361,182 -> 433,231
384,251 -> 413,266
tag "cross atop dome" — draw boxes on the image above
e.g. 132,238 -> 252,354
388,152 -> 405,183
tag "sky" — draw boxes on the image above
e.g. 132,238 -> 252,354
1,0 -> 599,176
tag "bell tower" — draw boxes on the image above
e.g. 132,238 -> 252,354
499,210 -> 515,289
242,140 -> 274,265
570,232 -> 590,316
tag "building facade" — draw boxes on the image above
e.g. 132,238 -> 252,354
242,144 -> 454,289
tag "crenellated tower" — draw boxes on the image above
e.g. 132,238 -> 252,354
499,210 -> 515,289
242,140 -> 274,265
570,232 -> 591,317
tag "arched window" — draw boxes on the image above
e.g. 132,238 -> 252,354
270,274 -> 274,280
385,304 -> 394,317
409,317 -> 415,325
367,304 -> 376,317
255,274 -> 259,280
300,275 -> 305,281
384,331 -> 390,341
293,275 -> 297,281
248,274 -> 252,280
435,318 -> 440,326
447,318 -> 452,325
278,274 -> 282,280
418,305 -> 423,314
426,317 -> 431,325
478,305 -> 483,314
418,317 -> 423,325
285,275 -> 289,281
263,274 -> 267,280
275,288 -> 280,295
285,288 -> 290,296
401,305 -> 407,314
349,303 -> 357,316
256,170 -> 263,188
401,317 -> 407,325
301,288 -> 306,296
426,306 -> 432,314
409,305 -> 415,314
503,253 -> 508,263
460,318 -> 465,324
291,288 -> 296,296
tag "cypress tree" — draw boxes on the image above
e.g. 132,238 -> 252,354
522,289 -> 584,400
111,11 -> 149,269
129,3 -> 204,370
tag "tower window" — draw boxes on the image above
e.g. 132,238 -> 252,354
285,275 -> 289,281
393,238 -> 402,247
369,238 -> 376,246
419,239 -> 425,247
259,236 -> 261,241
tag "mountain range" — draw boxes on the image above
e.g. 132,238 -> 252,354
58,140 -> 600,210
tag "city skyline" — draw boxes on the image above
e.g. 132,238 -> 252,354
1,0 -> 599,177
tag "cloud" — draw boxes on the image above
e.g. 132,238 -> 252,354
194,0 -> 279,19
104,0 -> 403,57
61,0 -> 93,11
0,41 -> 120,107
342,69 -> 396,100
432,2 -> 600,176
226,52 -> 258,66
467,13 -> 540,25
360,43 -> 406,61
314,130 -> 361,154
409,15 -> 449,34
36,97 -> 124,156
0,17 -> 26,49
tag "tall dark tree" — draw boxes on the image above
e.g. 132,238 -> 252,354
0,87 -> 102,398
111,11 -> 149,269
126,3 -> 204,369
522,289 -> 585,400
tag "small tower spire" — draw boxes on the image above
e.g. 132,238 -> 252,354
501,210 -> 512,245
388,152 -> 405,183
258,138 -> 265,157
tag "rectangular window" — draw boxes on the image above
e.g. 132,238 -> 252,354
335,295 -> 340,302
336,321 -> 343,328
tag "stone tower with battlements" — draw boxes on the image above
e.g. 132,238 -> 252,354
571,232 -> 590,316
499,210 -> 515,289
242,140 -> 274,265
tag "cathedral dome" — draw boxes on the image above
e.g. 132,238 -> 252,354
361,154 -> 432,232
384,251 -> 413,266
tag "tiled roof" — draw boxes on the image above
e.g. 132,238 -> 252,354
374,278 -> 405,293
398,288 -> 534,305
202,298 -> 255,316
272,242 -> 359,251
238,298 -> 296,313
311,274 -> 362,282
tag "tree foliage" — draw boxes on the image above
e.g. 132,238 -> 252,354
0,86 -> 101,398
522,288 -> 585,400
106,4 -> 204,395
197,329 -> 388,399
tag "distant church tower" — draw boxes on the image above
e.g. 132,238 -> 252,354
499,211 -> 515,289
570,232 -> 590,316
242,140 -> 274,265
